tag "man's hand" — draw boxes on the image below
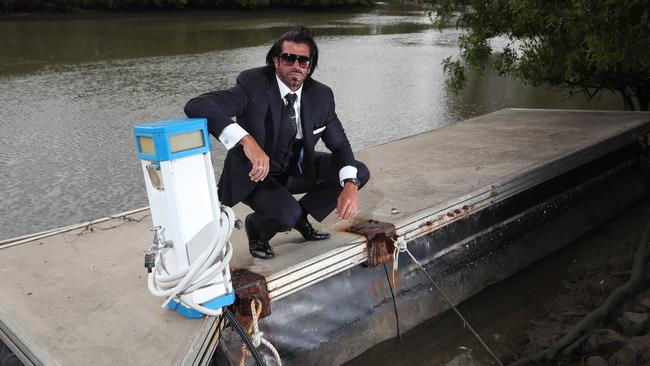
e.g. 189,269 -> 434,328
336,182 -> 358,220
240,135 -> 270,182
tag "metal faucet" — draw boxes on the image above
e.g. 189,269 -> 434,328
144,226 -> 174,273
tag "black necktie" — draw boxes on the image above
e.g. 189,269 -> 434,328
284,93 -> 297,137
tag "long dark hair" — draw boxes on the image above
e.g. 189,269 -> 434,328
265,25 -> 319,80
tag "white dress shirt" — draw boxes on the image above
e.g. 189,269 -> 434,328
218,75 -> 357,186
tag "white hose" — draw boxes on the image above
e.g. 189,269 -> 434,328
147,205 -> 236,315
145,204 -> 282,364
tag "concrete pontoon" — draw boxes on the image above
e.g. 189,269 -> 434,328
1,109 -> 649,365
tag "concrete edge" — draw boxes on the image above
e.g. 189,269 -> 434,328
0,305 -> 58,366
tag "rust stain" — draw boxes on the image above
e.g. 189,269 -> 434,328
444,205 -> 472,221
347,220 -> 397,267
368,277 -> 390,303
418,204 -> 474,236
231,268 -> 271,321
369,281 -> 378,299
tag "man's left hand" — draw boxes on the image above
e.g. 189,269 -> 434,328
336,182 -> 358,220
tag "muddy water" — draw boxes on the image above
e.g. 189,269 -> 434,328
0,7 -> 624,240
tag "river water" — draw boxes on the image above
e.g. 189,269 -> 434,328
0,6 -> 624,241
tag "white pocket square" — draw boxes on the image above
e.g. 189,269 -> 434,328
313,126 -> 326,134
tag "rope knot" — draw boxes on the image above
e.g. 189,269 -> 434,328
394,238 -> 408,252
251,331 -> 264,348
392,237 -> 408,271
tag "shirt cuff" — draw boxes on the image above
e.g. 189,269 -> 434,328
339,166 -> 358,187
218,123 -> 249,150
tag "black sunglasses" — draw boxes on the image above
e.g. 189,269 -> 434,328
278,53 -> 312,69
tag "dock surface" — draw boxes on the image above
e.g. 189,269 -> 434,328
2,109 -> 650,365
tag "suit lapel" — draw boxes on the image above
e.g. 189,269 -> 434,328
300,85 -> 315,177
266,78 -> 282,151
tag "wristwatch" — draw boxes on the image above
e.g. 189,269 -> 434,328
343,178 -> 360,187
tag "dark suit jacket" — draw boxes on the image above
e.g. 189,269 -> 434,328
185,66 -> 355,207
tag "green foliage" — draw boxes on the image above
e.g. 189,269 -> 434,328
234,0 -> 269,9
4,0 -> 192,10
426,0 -> 650,110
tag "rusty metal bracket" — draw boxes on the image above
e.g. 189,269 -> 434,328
346,220 -> 397,267
230,269 -> 271,322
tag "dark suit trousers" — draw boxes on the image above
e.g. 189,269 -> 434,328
242,152 -> 370,241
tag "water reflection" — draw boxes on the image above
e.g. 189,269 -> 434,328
0,10 -> 430,75
0,10 -> 622,240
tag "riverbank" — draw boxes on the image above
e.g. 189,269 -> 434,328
347,197 -> 650,366
0,1 -> 388,20
507,197 -> 650,365
0,6 -> 375,21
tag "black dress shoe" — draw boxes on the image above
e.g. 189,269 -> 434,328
295,216 -> 330,241
248,239 -> 275,259
245,215 -> 274,259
